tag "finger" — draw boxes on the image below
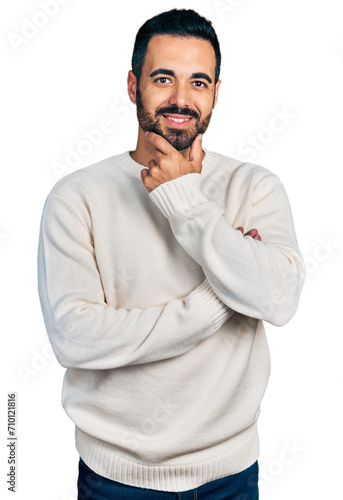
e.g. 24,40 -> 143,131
151,148 -> 165,162
189,134 -> 203,163
148,159 -> 158,170
145,131 -> 176,155
237,226 -> 244,234
141,168 -> 149,183
253,234 -> 262,241
244,228 -> 258,237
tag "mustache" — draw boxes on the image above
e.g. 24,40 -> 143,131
156,106 -> 200,120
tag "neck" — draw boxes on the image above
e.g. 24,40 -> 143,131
130,126 -> 198,167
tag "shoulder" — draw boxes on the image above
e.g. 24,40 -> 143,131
41,152 -> 130,231
49,152 -> 128,200
203,149 -> 281,190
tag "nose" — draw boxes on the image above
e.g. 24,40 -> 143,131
168,82 -> 191,109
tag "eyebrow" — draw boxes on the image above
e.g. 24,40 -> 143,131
149,68 -> 212,84
149,68 -> 175,78
191,72 -> 212,84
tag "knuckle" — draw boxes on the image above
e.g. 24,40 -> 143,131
170,151 -> 179,161
150,165 -> 159,175
159,157 -> 167,167
155,135 -> 162,146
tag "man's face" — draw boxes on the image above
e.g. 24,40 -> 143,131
134,35 -> 220,151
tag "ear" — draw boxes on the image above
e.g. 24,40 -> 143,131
127,70 -> 137,105
213,79 -> 221,109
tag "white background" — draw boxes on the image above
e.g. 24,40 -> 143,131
1,0 -> 342,498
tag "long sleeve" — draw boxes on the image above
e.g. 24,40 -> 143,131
37,192 -> 232,370
149,171 -> 306,327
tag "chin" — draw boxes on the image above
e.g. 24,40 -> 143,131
165,132 -> 197,151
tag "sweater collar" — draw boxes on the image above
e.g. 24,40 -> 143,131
120,149 -> 217,180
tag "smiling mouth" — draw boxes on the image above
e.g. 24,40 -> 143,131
163,114 -> 193,125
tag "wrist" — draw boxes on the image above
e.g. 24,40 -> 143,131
149,173 -> 208,218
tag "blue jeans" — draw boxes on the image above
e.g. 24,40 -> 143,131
77,458 -> 259,499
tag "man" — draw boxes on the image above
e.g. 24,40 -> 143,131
37,8 -> 305,500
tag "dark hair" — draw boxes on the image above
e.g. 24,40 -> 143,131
131,9 -> 221,84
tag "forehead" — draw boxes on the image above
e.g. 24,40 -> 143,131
143,35 -> 216,77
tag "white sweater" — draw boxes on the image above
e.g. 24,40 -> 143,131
37,149 -> 305,492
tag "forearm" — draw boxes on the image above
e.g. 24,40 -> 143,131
37,193 -> 232,370
149,172 -> 306,326
39,278 -> 231,369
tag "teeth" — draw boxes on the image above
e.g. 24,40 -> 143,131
166,116 -> 191,123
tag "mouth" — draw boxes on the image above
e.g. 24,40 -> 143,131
163,114 -> 194,128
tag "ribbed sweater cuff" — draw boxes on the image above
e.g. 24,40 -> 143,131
192,278 -> 231,331
149,173 -> 208,218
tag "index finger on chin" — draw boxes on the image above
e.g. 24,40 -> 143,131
145,131 -> 174,155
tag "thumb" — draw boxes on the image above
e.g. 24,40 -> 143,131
189,134 -> 203,163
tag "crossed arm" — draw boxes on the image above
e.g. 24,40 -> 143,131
143,132 -> 305,324
37,134 -> 305,370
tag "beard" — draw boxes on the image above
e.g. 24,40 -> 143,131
135,85 -> 214,151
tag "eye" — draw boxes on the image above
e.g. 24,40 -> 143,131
192,81 -> 208,88
154,77 -> 171,84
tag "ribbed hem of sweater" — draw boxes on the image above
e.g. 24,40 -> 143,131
75,424 -> 260,492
